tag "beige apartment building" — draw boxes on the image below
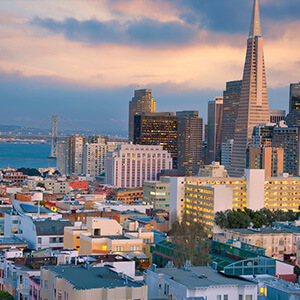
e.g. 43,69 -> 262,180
169,170 -> 300,234
218,227 -> 299,261
41,265 -> 148,300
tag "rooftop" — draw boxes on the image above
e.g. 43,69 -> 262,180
33,219 -> 72,226
20,203 -> 51,214
90,235 -> 131,240
0,235 -> 28,245
44,265 -> 143,289
227,227 -> 300,235
153,266 -> 256,289
243,274 -> 300,295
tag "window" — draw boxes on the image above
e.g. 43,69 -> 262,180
164,284 -> 169,295
239,296 -> 243,300
38,238 -> 42,244
224,296 -> 228,300
44,280 -> 48,290
217,296 -> 221,300
246,296 -> 252,300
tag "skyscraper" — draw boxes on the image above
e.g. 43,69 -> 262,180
128,89 -> 156,141
221,80 -> 243,143
133,112 -> 178,169
176,111 -> 203,176
207,97 -> 223,163
289,82 -> 300,113
272,124 -> 300,176
67,135 -> 87,175
230,0 -> 270,177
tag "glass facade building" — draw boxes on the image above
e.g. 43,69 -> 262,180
133,112 -> 178,169
290,82 -> 300,113
176,111 -> 203,176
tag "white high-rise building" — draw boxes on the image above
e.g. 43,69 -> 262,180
105,144 -> 172,188
82,140 -> 126,177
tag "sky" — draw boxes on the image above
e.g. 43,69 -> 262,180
1,0 -> 300,135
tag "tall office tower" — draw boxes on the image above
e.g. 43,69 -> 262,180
230,0 -> 270,177
56,141 -> 68,175
207,97 -> 223,163
272,123 -> 300,176
128,89 -> 156,141
221,80 -> 243,143
270,110 -> 285,124
289,82 -> 300,113
176,111 -> 203,176
221,139 -> 234,171
246,147 -> 284,177
67,135 -> 87,175
204,123 -> 208,142
105,144 -> 172,188
133,112 -> 178,169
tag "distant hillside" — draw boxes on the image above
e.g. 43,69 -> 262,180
0,125 -> 128,138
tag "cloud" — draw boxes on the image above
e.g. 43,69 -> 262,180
175,0 -> 300,35
30,16 -> 197,46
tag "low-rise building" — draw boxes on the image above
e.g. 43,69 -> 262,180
146,266 -> 257,300
41,265 -> 147,300
64,218 -> 153,256
114,187 -> 143,204
0,256 -> 57,299
4,200 -> 72,250
222,227 -> 300,261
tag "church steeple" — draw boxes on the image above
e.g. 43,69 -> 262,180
249,0 -> 262,38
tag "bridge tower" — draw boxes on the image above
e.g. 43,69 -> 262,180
49,115 -> 58,159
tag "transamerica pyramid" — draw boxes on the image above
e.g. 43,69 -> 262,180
229,0 -> 270,177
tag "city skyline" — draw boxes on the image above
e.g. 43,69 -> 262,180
1,0 -> 300,131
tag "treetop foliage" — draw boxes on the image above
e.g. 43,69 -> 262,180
215,208 -> 300,229
168,214 -> 210,268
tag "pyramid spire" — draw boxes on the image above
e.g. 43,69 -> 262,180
249,0 -> 262,38
229,0 -> 269,177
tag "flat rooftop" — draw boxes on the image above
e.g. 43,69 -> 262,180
242,275 -> 300,295
44,265 -> 143,289
154,266 -> 257,289
0,235 -> 27,245
90,235 -> 131,240
227,227 -> 300,235
20,203 -> 51,214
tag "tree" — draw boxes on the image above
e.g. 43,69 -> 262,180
214,208 -> 299,229
37,182 -> 45,189
0,291 -> 14,299
168,214 -> 210,268
17,168 -> 41,176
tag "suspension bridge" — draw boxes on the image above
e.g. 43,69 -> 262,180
0,115 -> 118,159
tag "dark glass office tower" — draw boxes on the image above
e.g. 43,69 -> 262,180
133,112 -> 178,169
176,111 -> 203,176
